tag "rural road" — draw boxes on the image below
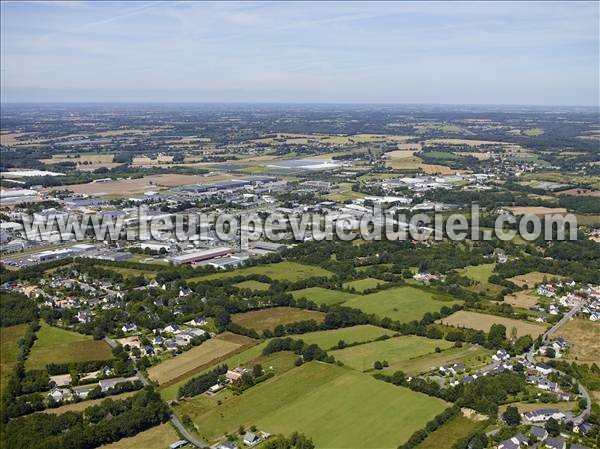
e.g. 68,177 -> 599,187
104,336 -> 205,447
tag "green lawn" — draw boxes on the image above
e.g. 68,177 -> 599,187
291,287 -> 358,306
297,325 -> 394,350
342,286 -> 462,323
331,335 -> 454,372
415,414 -> 485,449
188,261 -> 333,283
234,280 -> 271,291
26,322 -> 113,370
1,324 -> 28,395
175,362 -> 448,448
343,277 -> 387,293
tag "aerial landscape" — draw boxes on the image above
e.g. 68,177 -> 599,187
0,2 -> 599,449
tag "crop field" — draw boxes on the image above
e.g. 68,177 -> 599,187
233,280 -> 271,291
506,206 -> 567,216
342,286 -> 462,323
231,307 -> 326,332
98,423 -> 180,449
159,340 -> 270,401
342,277 -> 386,293
148,333 -> 255,386
291,287 -> 358,305
331,335 -> 454,372
415,414 -> 484,449
190,261 -> 333,283
385,344 -> 491,376
1,324 -> 28,393
175,362 -> 447,448
503,290 -> 540,308
39,153 -> 121,171
508,271 -> 564,288
297,325 -> 394,350
556,319 -> 600,364
26,322 -> 113,370
437,311 -> 546,338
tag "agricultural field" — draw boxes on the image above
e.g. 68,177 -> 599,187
331,335 -> 454,372
233,280 -> 271,291
556,319 -> 600,364
298,325 -> 394,350
342,286 -> 462,323
148,333 -> 255,386
175,362 -> 448,448
342,277 -> 386,293
458,263 -> 503,296
291,287 -> 358,306
230,307 -> 325,332
98,423 -> 180,449
1,324 -> 28,394
437,311 -> 546,338
159,340 -> 270,401
506,206 -> 567,216
503,290 -> 540,309
498,401 -> 577,415
40,153 -> 121,171
508,272 -> 564,288
26,322 -> 112,370
189,261 -> 333,283
415,413 -> 485,449
387,344 -> 492,376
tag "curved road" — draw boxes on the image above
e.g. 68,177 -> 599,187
104,337 -> 205,447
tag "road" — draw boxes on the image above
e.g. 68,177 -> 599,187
104,337 -> 205,447
524,302 -> 591,424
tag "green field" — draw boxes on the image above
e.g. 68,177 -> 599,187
342,286 -> 462,323
234,280 -> 271,291
298,325 -> 394,350
1,324 -> 28,395
291,287 -> 358,305
189,261 -> 333,283
26,322 -> 113,370
415,414 -> 485,449
384,344 -> 492,376
331,335 -> 454,372
458,263 -> 503,296
231,307 -> 325,332
102,266 -> 157,279
99,423 -> 180,449
343,277 -> 386,293
175,362 -> 448,448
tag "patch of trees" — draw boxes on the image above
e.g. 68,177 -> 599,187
558,195 -> 600,214
262,338 -> 333,364
178,364 -> 228,398
1,387 -> 170,449
546,360 -> 600,391
399,405 -> 461,449
261,432 -> 315,449
0,257 -> 73,284
0,292 -> 37,327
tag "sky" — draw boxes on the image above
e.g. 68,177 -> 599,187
1,1 -> 598,106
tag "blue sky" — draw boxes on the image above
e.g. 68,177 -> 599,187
1,1 -> 598,105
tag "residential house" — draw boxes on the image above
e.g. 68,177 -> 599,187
169,440 -> 188,449
121,323 -> 137,333
529,426 -> 548,442
522,409 -> 567,424
243,433 -> 260,446
545,436 -> 566,449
